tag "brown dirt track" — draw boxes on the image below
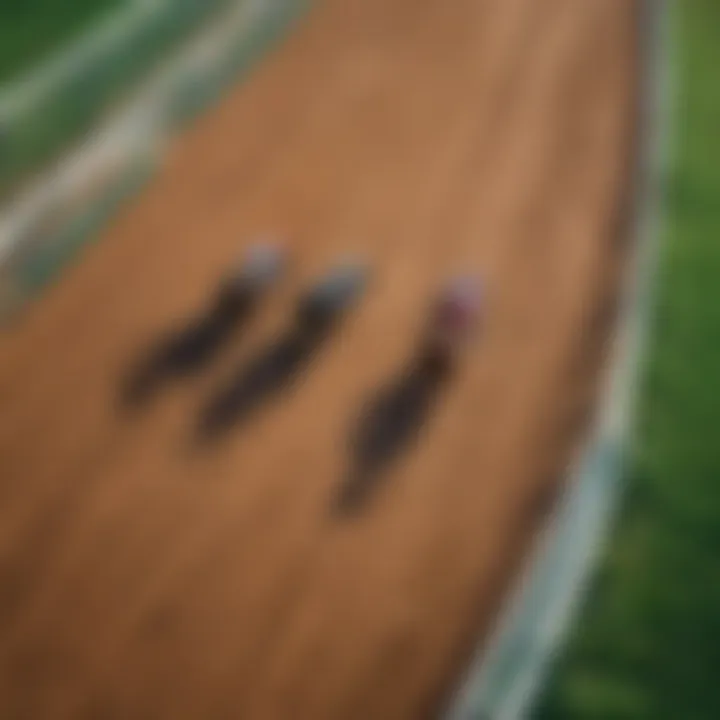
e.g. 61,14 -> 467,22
0,0 -> 638,718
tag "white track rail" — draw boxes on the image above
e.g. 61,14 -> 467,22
445,1 -> 674,717
0,0 -> 298,270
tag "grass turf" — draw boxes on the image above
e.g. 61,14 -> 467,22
537,1 -> 720,719
0,0 -> 236,200
0,0 -> 122,86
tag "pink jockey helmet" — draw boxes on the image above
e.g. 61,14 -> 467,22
435,275 -> 483,338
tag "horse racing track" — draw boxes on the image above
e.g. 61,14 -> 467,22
0,0 -> 638,717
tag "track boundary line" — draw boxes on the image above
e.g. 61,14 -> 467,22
0,0 -> 158,119
0,0 -> 308,319
0,0 -> 243,199
444,1 -> 675,718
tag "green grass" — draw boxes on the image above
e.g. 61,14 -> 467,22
0,0 -> 308,324
537,2 -> 720,719
0,0 -> 234,199
0,0 -> 122,86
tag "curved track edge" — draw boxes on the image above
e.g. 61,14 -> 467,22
444,1 -> 674,718
0,0 -> 308,322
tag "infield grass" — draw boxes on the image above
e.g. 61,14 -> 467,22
0,0 -> 122,86
0,0 -> 237,199
537,1 -> 720,718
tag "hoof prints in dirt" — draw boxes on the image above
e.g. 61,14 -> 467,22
335,353 -> 450,515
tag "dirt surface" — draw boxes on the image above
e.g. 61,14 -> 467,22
0,0 -> 637,717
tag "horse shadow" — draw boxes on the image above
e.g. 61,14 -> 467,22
196,300 -> 346,442
334,352 -> 451,516
121,287 -> 258,409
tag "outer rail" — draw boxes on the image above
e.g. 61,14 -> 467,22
0,0 -> 307,321
444,1 -> 674,717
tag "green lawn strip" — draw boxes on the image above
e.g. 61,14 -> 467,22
0,0 -> 122,86
0,0 -> 234,199
1,0 -> 308,320
537,2 -> 720,719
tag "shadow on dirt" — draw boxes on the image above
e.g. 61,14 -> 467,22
334,352 -> 451,516
196,300 -> 349,443
120,289 -> 258,409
